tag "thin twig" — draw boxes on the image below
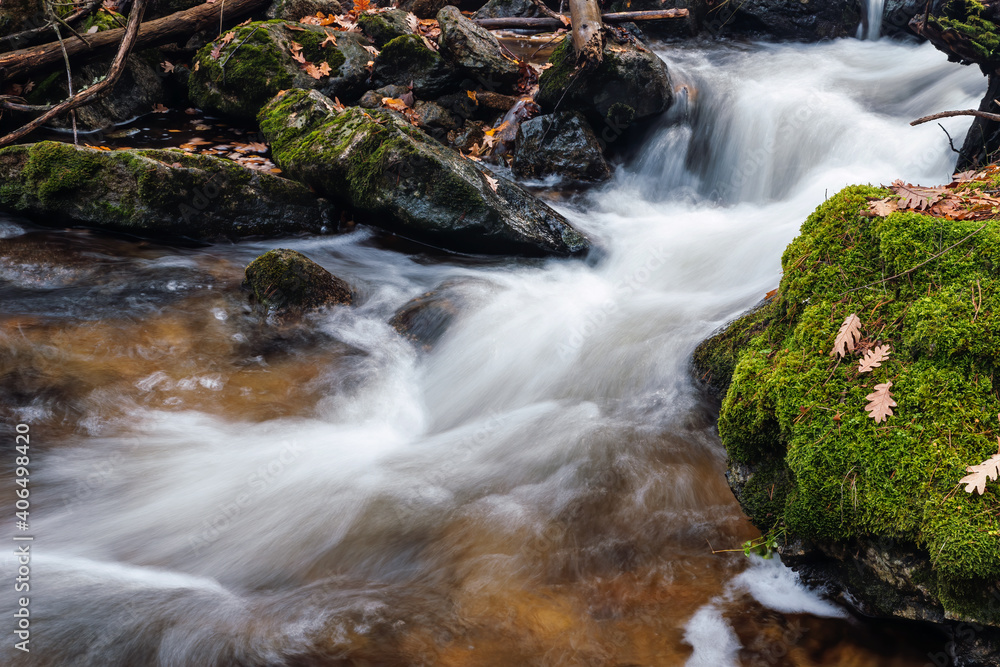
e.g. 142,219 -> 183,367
842,221 -> 990,294
529,0 -> 570,25
50,19 -> 78,145
910,109 -> 1000,126
0,0 -> 149,148
938,122 -> 960,154
52,11 -> 91,48
0,0 -> 100,51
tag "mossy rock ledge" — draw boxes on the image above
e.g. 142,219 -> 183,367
258,88 -> 591,257
244,248 -> 352,314
693,185 -> 1000,664
188,20 -> 371,121
0,141 -> 329,241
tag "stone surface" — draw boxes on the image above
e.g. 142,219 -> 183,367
371,33 -> 460,98
258,88 -> 591,256
188,20 -> 373,120
357,8 -> 414,48
436,5 -> 520,93
0,142 -> 329,241
244,248 -> 352,314
512,112 -> 611,182
266,0 -> 343,20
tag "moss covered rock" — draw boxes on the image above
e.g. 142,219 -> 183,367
396,0 -> 448,19
536,34 -> 672,128
436,5 -> 520,93
358,8 -> 414,48
371,34 -> 459,98
694,184 -> 1000,639
512,112 -> 610,183
0,141 -> 329,241
258,88 -> 591,256
244,248 -> 352,314
0,0 -> 44,41
188,20 -> 371,121
267,0 -> 343,21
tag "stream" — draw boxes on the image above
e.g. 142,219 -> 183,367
0,37 -> 987,666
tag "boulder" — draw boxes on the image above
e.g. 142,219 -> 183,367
266,0 -> 343,20
258,89 -> 591,256
472,0 -> 542,19
26,55 -> 166,132
512,112 -> 611,182
357,8 -> 415,48
692,184 -> 1000,664
436,5 -> 521,93
0,142 -> 329,241
396,0 -> 448,19
371,34 -> 460,98
244,248 -> 352,314
536,33 -> 672,129
414,100 -> 461,131
390,279 -> 490,347
188,20 -> 373,121
690,0 -> 861,40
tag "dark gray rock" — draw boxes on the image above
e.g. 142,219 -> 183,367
259,89 -> 591,256
266,0 -> 343,20
390,279 -> 492,347
695,0 -> 862,41
513,112 -> 611,182
0,142 -> 329,241
436,5 -> 521,93
396,0 -> 449,18
372,34 -> 460,98
472,0 -> 542,19
358,8 -> 415,48
414,100 -> 460,130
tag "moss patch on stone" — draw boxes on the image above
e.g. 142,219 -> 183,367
930,0 -> 1000,64
244,248 -> 352,313
702,184 -> 1000,619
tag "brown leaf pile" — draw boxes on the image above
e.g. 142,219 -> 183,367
868,168 -> 1000,221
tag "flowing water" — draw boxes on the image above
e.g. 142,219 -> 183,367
0,38 -> 987,666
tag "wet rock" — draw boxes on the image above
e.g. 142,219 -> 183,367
372,34 -> 460,98
396,0 -> 449,19
26,55 -> 166,132
513,112 -> 610,182
390,279 -> 488,347
692,0 -> 861,40
447,120 -> 486,152
436,5 -> 521,93
414,100 -> 460,131
358,8 -> 415,48
244,248 -> 352,314
472,0 -> 542,19
258,88 -> 591,256
267,0 -> 343,20
0,0 -> 44,42
0,141 -> 329,241
188,20 -> 373,120
358,84 -> 411,108
536,33 -> 672,129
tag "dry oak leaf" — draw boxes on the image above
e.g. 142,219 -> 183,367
868,198 -> 898,217
382,97 -> 409,112
858,344 -> 891,373
332,97 -> 346,111
220,31 -> 236,44
363,44 -> 380,57
289,42 -> 307,64
864,381 -> 897,423
321,30 -> 337,47
890,179 -> 945,211
210,44 -> 223,60
482,172 -> 499,192
161,60 -> 175,73
830,313 -> 862,359
303,63 -> 323,79
317,62 -> 332,76
284,23 -> 307,31
960,443 -> 1000,495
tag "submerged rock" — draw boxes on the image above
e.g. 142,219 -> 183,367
244,248 -> 352,313
692,185 -> 1000,663
390,278 -> 491,347
436,5 -> 521,93
0,142 -> 329,241
371,33 -> 459,98
258,88 -> 591,256
536,33 -> 672,130
188,20 -> 373,120
513,112 -> 611,182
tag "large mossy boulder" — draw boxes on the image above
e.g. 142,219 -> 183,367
536,34 -> 672,129
188,20 -> 372,121
693,185 -> 1000,657
357,8 -> 415,48
371,33 -> 459,98
244,248 -> 352,314
436,5 -> 520,93
258,89 -> 591,256
512,112 -> 611,182
0,142 -> 329,241
267,0 -> 343,20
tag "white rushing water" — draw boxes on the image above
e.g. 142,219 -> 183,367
1,38 -> 986,665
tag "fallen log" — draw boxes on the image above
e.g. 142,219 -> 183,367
0,0 -> 268,84
568,0 -> 604,64
473,8 -> 688,30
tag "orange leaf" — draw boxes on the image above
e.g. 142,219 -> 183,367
284,23 -> 307,31
321,30 -> 337,47
303,62 -> 322,79
220,31 -> 236,44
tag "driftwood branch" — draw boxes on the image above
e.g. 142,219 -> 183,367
910,109 -> 1000,126
568,0 -> 604,64
0,0 -> 149,148
0,0 -> 268,84
474,9 -> 688,30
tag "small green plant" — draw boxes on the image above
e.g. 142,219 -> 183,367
742,527 -> 785,559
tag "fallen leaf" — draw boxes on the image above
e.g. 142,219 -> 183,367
382,97 -> 409,112
289,41 -> 307,63
890,179 -> 945,211
194,61 -> 200,71
952,170 -> 977,183
285,23 -> 307,31
210,45 -> 223,60
321,30 -> 337,47
317,61 -> 332,76
151,103 -> 169,113
87,25 -> 98,34
332,97 -> 346,111
960,443 -> 1000,495
868,198 -> 898,217
194,123 -> 211,130
482,172 -> 498,192
858,344 -> 891,373
466,90 -> 477,102
830,313 -> 862,359
764,288 -> 778,300
221,31 -> 236,44
421,35 -> 437,52
303,62 -> 323,79
239,18 -> 252,26
864,381 -> 897,423
363,44 -> 380,57
22,80 -> 34,94
161,60 -> 175,73
185,137 -> 212,146
352,0 -> 372,14
185,108 -> 199,115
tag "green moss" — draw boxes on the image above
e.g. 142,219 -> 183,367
81,9 -> 123,33
930,0 -> 1000,63
379,33 -> 438,70
537,38 -> 576,105
708,184 -> 1000,618
16,142 -> 103,206
243,248 -> 351,311
357,11 -> 410,48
